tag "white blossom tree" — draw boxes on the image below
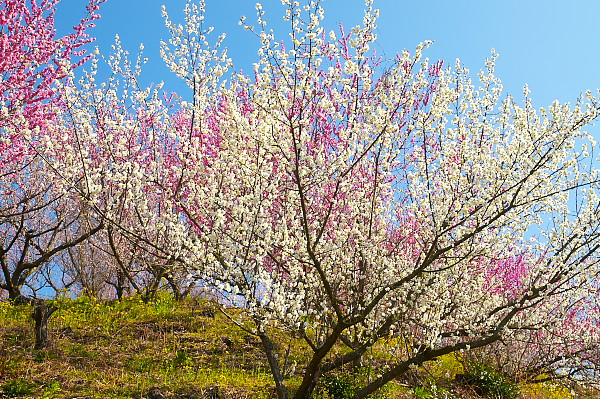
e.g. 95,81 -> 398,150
45,0 -> 600,397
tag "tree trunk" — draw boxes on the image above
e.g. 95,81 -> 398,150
258,331 -> 289,399
293,324 -> 345,399
31,301 -> 58,350
7,285 -> 24,303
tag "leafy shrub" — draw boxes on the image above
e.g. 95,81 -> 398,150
464,363 -> 519,398
316,367 -> 395,399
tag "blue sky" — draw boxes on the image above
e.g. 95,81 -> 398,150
54,0 -> 600,109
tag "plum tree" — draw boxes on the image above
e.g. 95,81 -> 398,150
46,0 -> 600,397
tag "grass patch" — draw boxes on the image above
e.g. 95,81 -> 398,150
2,378 -> 37,397
0,294 -> 281,398
0,293 -> 597,398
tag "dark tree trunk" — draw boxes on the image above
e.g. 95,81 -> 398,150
115,270 -> 127,300
11,293 -> 32,305
31,301 -> 58,350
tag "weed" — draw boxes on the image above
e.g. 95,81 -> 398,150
34,350 -> 58,362
63,342 -> 97,359
413,386 -> 431,398
5,332 -> 27,346
124,356 -> 155,373
172,349 -> 190,369
412,382 -> 456,399
0,357 -> 19,379
41,381 -> 61,398
520,381 -> 574,399
2,378 -> 37,397
322,374 -> 356,399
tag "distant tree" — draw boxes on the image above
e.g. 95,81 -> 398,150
41,213 -> 112,298
0,159 -> 103,301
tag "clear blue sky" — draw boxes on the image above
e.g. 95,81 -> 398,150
55,0 -> 600,109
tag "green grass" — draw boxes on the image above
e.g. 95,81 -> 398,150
0,294 -> 286,398
0,294 -> 596,398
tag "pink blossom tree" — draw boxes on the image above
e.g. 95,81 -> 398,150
0,0 -> 103,170
0,0 -> 105,308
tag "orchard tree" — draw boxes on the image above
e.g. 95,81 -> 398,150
0,156 -> 102,352
462,287 -> 600,386
0,158 -> 103,301
47,232 -> 112,297
39,214 -> 115,298
42,225 -> 191,301
47,0 -> 600,397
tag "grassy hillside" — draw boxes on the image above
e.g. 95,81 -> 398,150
0,294 -> 595,398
